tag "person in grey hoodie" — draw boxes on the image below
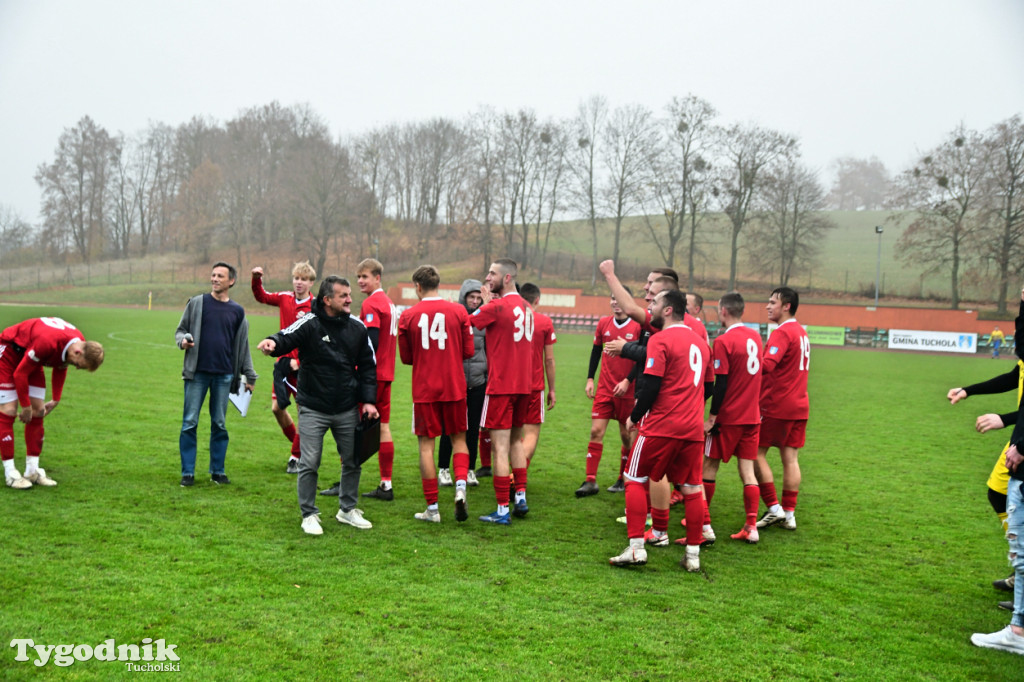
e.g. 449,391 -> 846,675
438,279 -> 488,484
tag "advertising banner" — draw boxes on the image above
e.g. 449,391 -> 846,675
887,329 -> 977,354
805,325 -> 845,346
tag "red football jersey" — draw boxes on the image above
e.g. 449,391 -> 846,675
760,318 -> 810,420
594,315 -> 641,399
712,323 -> 763,425
530,311 -> 557,391
360,289 -> 397,382
398,298 -> 474,403
252,275 -> 312,361
0,317 -> 84,405
638,324 -> 712,441
470,291 -> 533,395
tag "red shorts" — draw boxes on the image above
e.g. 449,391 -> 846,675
758,416 -> 807,450
626,434 -> 703,486
481,393 -> 530,430
523,390 -> 545,425
0,344 -> 44,405
376,381 -> 392,423
413,399 -> 468,438
708,423 -> 760,463
591,394 -> 633,424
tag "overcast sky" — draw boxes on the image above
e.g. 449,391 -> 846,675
1,0 -> 1022,225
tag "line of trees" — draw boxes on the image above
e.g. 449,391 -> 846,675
891,115 -> 1024,312
4,98 -> 1022,308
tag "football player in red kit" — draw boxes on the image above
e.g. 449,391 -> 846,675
1,317 -> 104,489
252,261 -> 316,473
471,258 -> 534,524
519,283 -> 557,470
398,265 -> 475,523
755,287 -> 810,531
577,291 -> 640,497
702,293 -> 764,544
610,290 -> 712,571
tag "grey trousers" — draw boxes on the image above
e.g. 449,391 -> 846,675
297,405 -> 361,518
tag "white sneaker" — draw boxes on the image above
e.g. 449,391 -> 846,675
336,508 -> 372,529
301,515 -> 323,535
971,625 -> 1024,655
466,470 -> 479,487
438,468 -> 453,486
682,546 -> 701,572
782,514 -> 797,530
5,470 -> 32,490
756,507 -> 786,529
609,544 -> 648,566
24,468 -> 57,487
703,525 -> 717,543
616,513 -> 653,526
414,507 -> 441,523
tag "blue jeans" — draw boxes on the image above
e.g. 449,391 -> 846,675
1008,479 -> 1024,628
180,372 -> 232,476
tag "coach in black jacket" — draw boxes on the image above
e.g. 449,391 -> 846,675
257,276 -> 379,535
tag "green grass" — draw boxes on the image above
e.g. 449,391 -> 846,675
0,305 -> 1021,680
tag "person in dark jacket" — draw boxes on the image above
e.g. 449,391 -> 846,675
257,276 -> 378,536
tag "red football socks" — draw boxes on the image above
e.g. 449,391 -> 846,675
781,489 -> 799,512
0,413 -> 14,461
282,422 -> 297,443
619,445 -> 629,478
453,451 -> 469,483
743,484 -> 760,526
479,430 -> 492,467
585,441 -> 603,480
493,475 -> 511,506
684,492 -> 704,546
421,477 -> 439,505
759,481 -> 779,508
651,507 -> 670,534
24,417 -> 43,457
624,480 -> 648,539
379,441 -> 394,481
512,467 -> 528,493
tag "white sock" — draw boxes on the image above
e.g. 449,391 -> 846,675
785,510 -> 795,520
25,456 -> 39,474
652,529 -> 666,539
456,480 -> 467,490
514,490 -> 526,504
629,537 -> 644,550
2,459 -> 15,475
381,480 -> 392,491
702,524 -> 713,533
497,504 -> 509,515
770,504 -> 783,514
427,503 -> 438,511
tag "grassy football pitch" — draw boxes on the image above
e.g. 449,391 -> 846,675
0,305 -> 1021,680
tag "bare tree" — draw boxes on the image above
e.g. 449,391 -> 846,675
0,204 -> 34,266
827,156 -> 891,210
172,160 -> 224,263
980,115 -> 1024,314
35,116 -> 118,263
719,123 -> 795,290
641,95 -> 717,287
601,104 -> 658,265
534,120 -> 569,278
568,95 -> 608,286
892,124 -> 991,309
108,134 -> 136,258
463,108 -> 502,272
283,131 -> 360,277
747,156 -> 836,286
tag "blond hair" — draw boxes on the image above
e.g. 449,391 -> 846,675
292,260 -> 316,281
357,258 -> 383,278
83,341 -> 105,371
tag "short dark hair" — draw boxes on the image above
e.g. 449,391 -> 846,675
319,276 -> 350,303
654,276 -> 678,292
651,267 -> 679,284
620,284 -> 633,298
494,258 -> 518,280
688,292 -> 704,311
719,292 -> 745,318
520,282 -> 541,305
412,265 -> 441,291
772,286 -> 799,315
659,289 -> 687,321
212,261 -> 237,287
